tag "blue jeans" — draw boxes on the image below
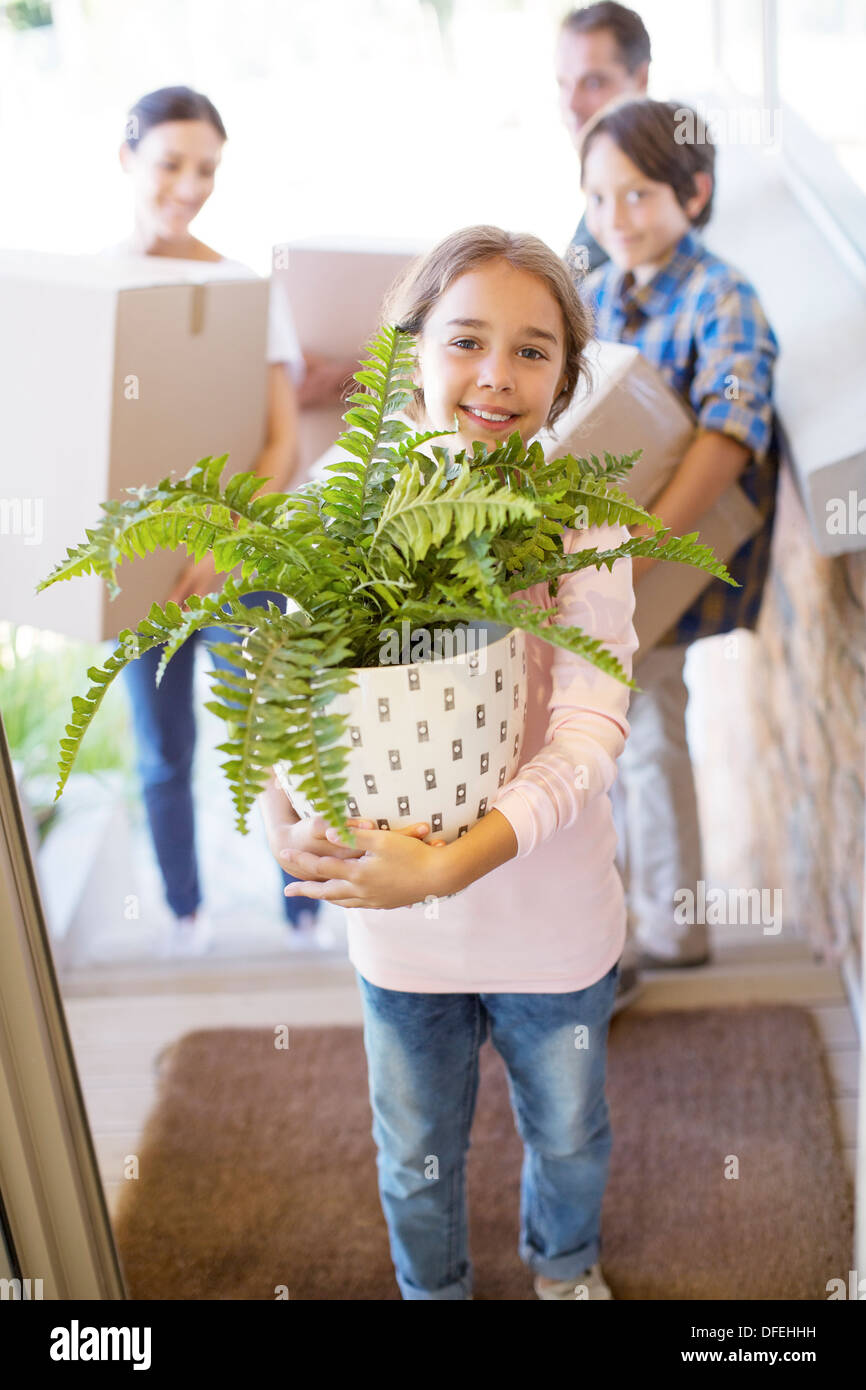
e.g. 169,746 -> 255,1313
356,960 -> 620,1299
123,589 -> 320,925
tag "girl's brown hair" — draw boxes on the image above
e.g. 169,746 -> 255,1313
380,225 -> 593,429
579,97 -> 715,227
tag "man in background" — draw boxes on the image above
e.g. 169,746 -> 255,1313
555,2 -> 651,271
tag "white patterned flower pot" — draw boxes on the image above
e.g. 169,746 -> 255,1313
274,622 -> 528,844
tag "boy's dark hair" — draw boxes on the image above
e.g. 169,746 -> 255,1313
560,3 -> 651,74
580,98 -> 715,228
124,86 -> 227,149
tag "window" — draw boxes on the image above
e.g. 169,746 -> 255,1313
715,0 -> 866,270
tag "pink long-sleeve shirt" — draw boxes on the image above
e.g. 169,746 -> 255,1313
344,519 -> 639,993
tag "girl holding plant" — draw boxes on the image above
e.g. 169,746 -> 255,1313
261,226 -> 640,1300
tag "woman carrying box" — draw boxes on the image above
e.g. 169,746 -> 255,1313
105,85 -> 325,955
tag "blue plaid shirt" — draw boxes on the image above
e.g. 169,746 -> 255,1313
577,228 -> 780,646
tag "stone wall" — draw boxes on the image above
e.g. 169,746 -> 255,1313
690,457 -> 865,962
752,458 -> 865,960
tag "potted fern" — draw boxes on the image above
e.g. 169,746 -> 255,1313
38,324 -> 734,848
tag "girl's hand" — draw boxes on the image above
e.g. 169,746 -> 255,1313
277,814 -> 380,864
278,815 -> 443,863
279,820 -> 449,910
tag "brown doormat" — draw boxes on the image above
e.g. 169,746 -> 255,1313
112,1004 -> 855,1300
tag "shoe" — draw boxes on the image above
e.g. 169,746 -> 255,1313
610,959 -> 643,1015
534,1262 -> 613,1299
635,946 -> 711,970
158,911 -> 214,958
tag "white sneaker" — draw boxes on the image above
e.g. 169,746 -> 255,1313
158,911 -> 215,958
534,1263 -> 613,1300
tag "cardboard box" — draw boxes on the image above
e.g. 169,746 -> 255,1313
537,339 -> 693,506
535,340 -> 762,660
272,238 -> 425,479
630,482 -> 762,652
0,250 -> 269,642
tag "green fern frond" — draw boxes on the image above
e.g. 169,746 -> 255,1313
555,529 -> 735,584
386,589 -> 636,689
397,426 -> 460,460
368,455 -> 538,573
51,648 -> 140,802
537,449 -> 643,486
37,457 -> 300,591
37,456 -> 351,618
598,529 -> 737,582
320,324 -> 421,536
468,591 -> 636,689
492,513 -> 569,575
201,613 -> 360,836
151,580 -> 287,685
60,584 -> 297,802
438,534 -> 502,594
561,475 -> 662,532
499,526 -> 736,598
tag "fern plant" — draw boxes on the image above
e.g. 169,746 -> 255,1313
38,324 -> 736,844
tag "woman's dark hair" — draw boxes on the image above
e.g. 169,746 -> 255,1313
124,86 -> 227,149
560,2 -> 651,74
579,98 -> 715,228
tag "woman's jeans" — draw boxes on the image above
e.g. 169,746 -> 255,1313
123,589 -> 320,925
356,960 -> 620,1299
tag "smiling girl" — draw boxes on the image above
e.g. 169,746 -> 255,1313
259,225 -> 640,1300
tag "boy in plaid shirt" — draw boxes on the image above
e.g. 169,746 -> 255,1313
572,97 -> 780,971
